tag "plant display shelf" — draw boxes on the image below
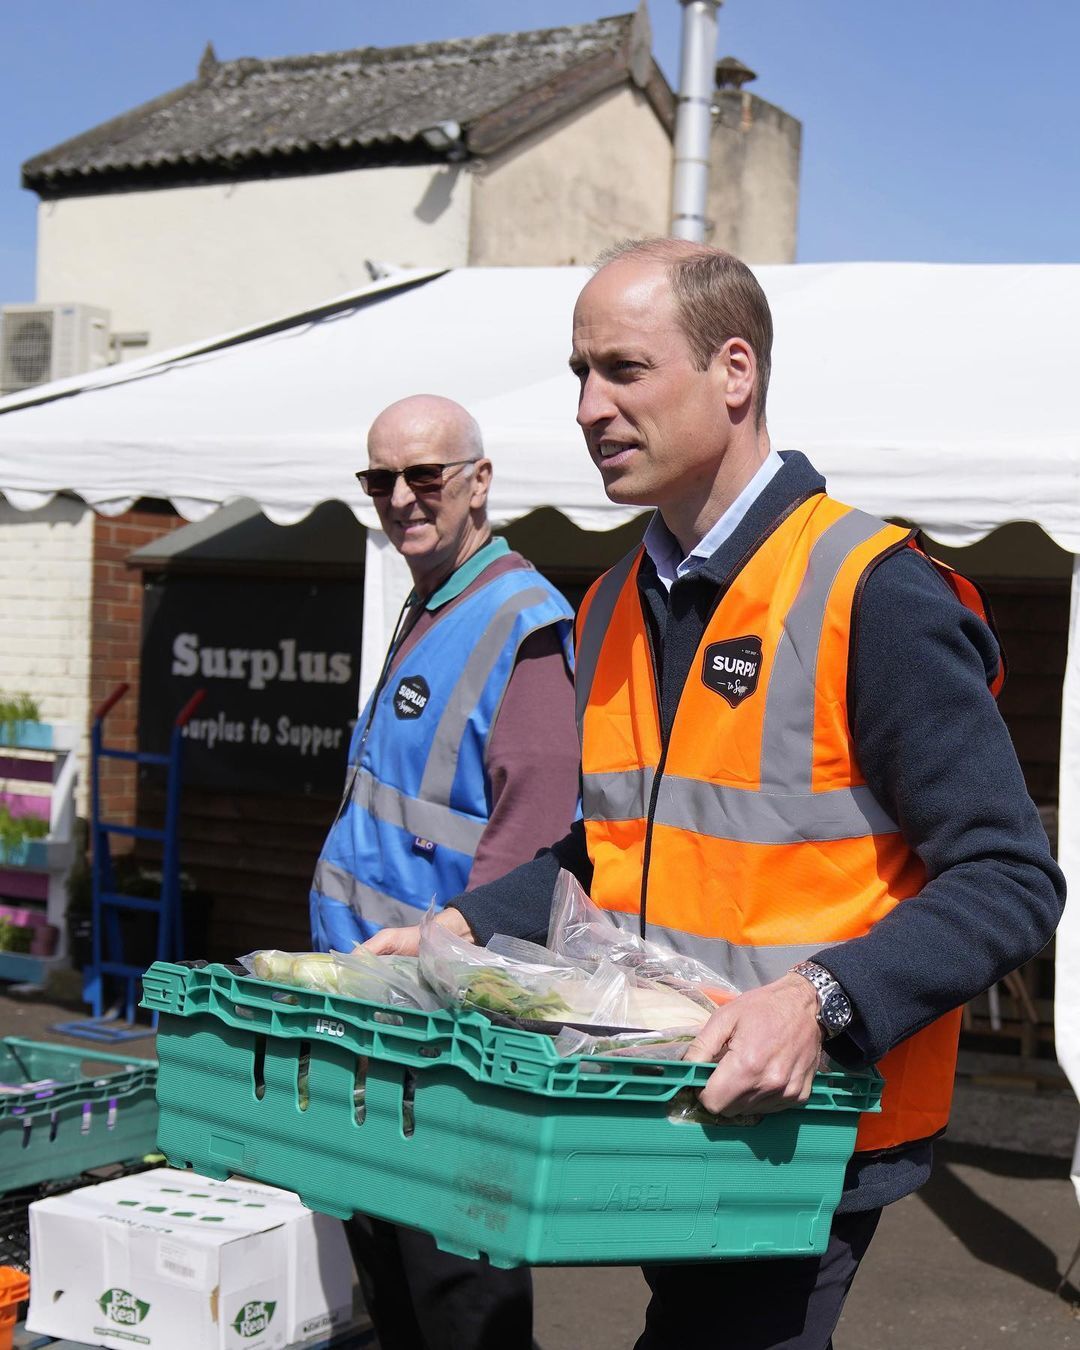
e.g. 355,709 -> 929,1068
0,720 -> 78,988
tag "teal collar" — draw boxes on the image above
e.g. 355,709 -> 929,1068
420,537 -> 510,611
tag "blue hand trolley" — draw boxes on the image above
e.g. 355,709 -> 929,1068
54,683 -> 205,1042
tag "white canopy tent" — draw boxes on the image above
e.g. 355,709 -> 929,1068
1,261 -> 1078,1179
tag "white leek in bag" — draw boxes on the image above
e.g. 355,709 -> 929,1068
238,947 -> 439,1007
330,947 -> 441,1009
239,950 -> 340,991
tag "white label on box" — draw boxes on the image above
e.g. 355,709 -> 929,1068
156,1239 -> 209,1287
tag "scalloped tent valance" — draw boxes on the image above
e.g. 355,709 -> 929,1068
1,261 -> 1079,551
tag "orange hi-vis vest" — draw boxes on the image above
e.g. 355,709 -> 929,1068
574,492 -> 1004,1153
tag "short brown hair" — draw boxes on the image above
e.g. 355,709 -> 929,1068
593,238 -> 773,426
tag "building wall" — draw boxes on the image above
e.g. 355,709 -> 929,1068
469,86 -> 672,266
707,90 -> 801,264
0,496 -> 94,809
89,506 -> 185,833
36,164 -> 475,353
33,83 -> 799,357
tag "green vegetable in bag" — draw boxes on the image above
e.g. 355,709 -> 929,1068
461,968 -> 571,1021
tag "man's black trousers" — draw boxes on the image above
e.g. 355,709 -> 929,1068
346,1205 -> 878,1350
635,1207 -> 882,1349
345,1214 -> 533,1350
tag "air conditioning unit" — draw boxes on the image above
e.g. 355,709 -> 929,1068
0,302 -> 111,395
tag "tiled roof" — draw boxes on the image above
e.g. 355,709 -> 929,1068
23,7 -> 667,191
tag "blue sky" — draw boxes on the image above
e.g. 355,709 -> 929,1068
2,1 -> 1078,301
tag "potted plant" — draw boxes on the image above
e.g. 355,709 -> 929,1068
0,692 -> 41,747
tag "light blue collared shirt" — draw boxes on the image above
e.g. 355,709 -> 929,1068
642,450 -> 784,591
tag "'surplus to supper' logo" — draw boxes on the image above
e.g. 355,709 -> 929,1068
393,675 -> 430,719
98,1288 -> 150,1326
232,1300 -> 277,1338
701,636 -> 764,708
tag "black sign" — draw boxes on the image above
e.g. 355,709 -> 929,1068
140,575 -> 362,794
701,636 -> 763,708
393,675 -> 430,720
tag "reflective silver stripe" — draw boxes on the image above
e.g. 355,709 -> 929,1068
582,766 -> 655,821
313,860 -> 430,927
606,910 -> 839,990
585,769 -> 896,842
652,775 -> 898,844
575,549 -> 640,739
420,586 -> 558,804
760,508 -> 889,792
351,767 -> 485,855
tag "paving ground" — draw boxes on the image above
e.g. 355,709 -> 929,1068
5,987 -> 1080,1349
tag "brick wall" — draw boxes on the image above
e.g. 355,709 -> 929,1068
89,505 -> 185,834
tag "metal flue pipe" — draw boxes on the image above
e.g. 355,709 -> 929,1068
670,0 -> 722,241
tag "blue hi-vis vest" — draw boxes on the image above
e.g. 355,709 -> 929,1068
309,565 -> 574,951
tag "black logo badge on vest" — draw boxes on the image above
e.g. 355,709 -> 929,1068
393,675 -> 430,720
702,636 -> 763,708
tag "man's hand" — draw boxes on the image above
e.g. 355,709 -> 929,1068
683,972 -> 824,1116
361,905 -> 476,957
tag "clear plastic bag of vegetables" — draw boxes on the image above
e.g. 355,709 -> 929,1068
485,935 -> 717,1033
237,947 -> 439,1009
546,869 -> 740,1012
238,949 -> 341,992
329,946 -> 441,1009
418,910 -> 632,1029
552,1025 -> 701,1059
421,917 -> 716,1033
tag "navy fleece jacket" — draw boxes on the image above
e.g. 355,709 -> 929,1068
452,452 -> 1065,1209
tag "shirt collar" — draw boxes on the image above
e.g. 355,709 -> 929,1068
642,449 -> 785,590
419,536 -> 510,611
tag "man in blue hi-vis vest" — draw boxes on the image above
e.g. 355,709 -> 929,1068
310,394 -> 579,1350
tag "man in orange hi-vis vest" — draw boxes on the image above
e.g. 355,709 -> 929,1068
367,239 -> 1065,1349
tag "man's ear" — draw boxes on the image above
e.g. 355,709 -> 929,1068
716,337 -> 756,415
469,458 -> 493,509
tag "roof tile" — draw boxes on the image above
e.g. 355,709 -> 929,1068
23,12 -> 643,187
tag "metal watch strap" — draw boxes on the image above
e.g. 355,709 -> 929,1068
791,960 -> 851,1039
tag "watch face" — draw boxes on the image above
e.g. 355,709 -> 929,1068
821,989 -> 852,1036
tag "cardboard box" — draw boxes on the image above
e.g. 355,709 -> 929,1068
26,1168 -> 354,1350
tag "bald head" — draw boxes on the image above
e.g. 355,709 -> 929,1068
367,394 -> 483,462
362,393 -> 493,596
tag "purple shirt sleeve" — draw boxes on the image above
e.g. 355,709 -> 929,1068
466,625 -> 580,889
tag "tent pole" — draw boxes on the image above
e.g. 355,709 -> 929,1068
1054,553 -> 1080,1209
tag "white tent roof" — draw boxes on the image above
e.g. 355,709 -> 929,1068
2,261 -> 1079,549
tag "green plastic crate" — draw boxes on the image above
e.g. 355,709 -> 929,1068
142,961 -> 881,1269
0,1039 -> 158,1192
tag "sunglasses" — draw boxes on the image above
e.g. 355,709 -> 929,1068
354,460 -> 475,497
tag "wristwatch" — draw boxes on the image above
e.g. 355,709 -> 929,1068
791,961 -> 853,1040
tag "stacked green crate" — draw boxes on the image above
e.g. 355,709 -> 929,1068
0,1039 -> 157,1191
